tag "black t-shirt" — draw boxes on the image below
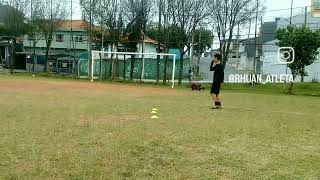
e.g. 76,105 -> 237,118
210,62 -> 224,83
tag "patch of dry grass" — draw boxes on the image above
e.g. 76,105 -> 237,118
0,75 -> 319,179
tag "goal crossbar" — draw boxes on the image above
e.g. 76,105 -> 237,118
91,51 -> 177,88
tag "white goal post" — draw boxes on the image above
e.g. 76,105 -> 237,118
91,51 -> 177,88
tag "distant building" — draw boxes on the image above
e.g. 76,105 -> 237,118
22,20 -> 90,73
236,13 -> 320,82
23,20 -> 89,57
261,13 -> 320,82
238,37 -> 263,72
0,37 -> 11,68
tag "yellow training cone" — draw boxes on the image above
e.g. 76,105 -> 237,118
152,108 -> 158,111
151,111 -> 157,114
151,115 -> 159,119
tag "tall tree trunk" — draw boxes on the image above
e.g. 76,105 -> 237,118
99,51 -> 103,80
288,73 -> 296,94
178,49 -> 184,85
197,56 -> 201,75
111,44 -> 119,80
139,58 -> 143,82
33,42 -> 36,73
222,55 -> 228,69
156,0 -> 162,84
45,33 -> 53,73
115,54 -> 119,77
109,54 -> 113,79
156,52 -> 161,84
130,54 -> 135,80
219,37 -> 231,70
10,38 -> 16,74
221,42 -> 228,69
140,39 -> 145,82
288,82 -> 294,95
123,54 -> 126,80
163,51 -> 168,85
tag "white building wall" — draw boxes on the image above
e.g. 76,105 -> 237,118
262,42 -> 320,82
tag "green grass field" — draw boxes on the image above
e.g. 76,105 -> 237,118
0,74 -> 320,179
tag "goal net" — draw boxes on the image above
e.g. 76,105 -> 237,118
87,51 -> 180,88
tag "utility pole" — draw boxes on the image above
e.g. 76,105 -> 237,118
10,38 -> 16,74
48,0 -> 53,73
11,0 -> 17,74
285,0 -> 294,90
290,0 -> 293,26
197,29 -> 201,75
100,0 -> 104,52
253,0 -> 259,85
163,12 -> 168,84
70,0 -> 73,74
305,6 -> 308,27
301,6 -> 308,82
140,0 -> 145,82
260,15 -> 263,64
193,0 -> 200,75
236,23 -> 240,69
99,0 -> 104,80
156,0 -> 162,84
31,0 -> 35,73
89,0 -> 92,81
190,28 -> 195,78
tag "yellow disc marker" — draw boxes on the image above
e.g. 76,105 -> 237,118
152,108 -> 158,111
151,111 -> 157,114
151,115 -> 159,119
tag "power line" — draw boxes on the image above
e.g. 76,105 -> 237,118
263,6 -> 310,13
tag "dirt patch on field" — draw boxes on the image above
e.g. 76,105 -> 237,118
0,78 -> 182,97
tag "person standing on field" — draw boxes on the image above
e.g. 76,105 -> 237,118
210,54 -> 224,109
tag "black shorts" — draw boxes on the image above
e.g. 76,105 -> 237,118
210,83 -> 221,95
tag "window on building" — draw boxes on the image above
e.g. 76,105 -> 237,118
73,35 -> 84,43
56,34 -> 64,42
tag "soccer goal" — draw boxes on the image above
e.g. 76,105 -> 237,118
90,51 -> 177,88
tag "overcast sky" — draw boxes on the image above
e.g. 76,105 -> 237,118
72,0 -> 312,21
264,0 -> 311,21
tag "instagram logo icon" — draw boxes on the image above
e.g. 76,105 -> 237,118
278,47 -> 295,64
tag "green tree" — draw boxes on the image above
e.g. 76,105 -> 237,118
210,0 -> 260,69
165,0 -> 211,85
27,0 -> 67,72
121,19 -> 143,80
0,2 -> 29,37
0,1 -> 29,73
193,28 -> 213,56
146,25 -> 188,84
121,0 -> 152,81
275,26 -> 320,94
0,26 -> 10,36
